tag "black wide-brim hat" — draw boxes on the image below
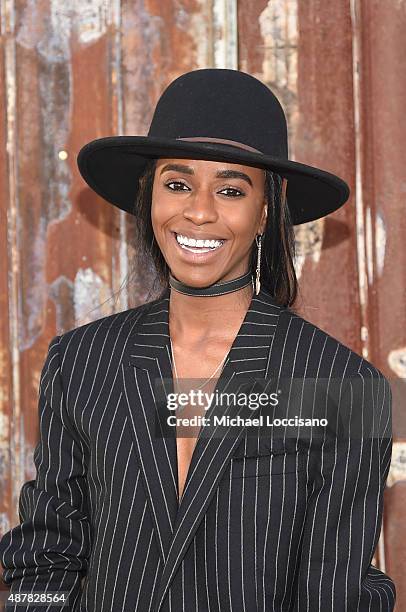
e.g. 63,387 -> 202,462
77,68 -> 350,225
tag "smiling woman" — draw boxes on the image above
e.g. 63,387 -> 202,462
0,68 -> 395,612
134,156 -> 298,307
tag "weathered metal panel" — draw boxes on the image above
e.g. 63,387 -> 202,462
354,1 -> 406,606
0,0 -> 117,545
0,0 -> 13,549
239,0 -> 359,347
0,0 -> 404,601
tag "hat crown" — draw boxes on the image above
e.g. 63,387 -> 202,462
148,69 -> 289,159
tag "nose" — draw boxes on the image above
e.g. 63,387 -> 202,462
182,188 -> 219,225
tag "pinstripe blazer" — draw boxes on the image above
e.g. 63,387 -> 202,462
0,287 -> 396,611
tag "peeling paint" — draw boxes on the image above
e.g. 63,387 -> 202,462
17,1 -> 108,50
388,346 -> 406,378
259,0 -> 298,156
48,275 -> 74,334
293,253 -> 305,280
3,0 -> 25,526
377,527 -> 386,574
295,220 -> 324,262
0,344 -> 10,405
0,446 -> 9,485
74,0 -> 108,44
10,413 -> 27,507
189,0 -> 213,68
258,0 -> 301,290
293,220 -> 324,279
38,57 -> 72,222
350,0 -> 369,371
24,443 -> 37,480
35,0 -> 73,223
15,0 -> 46,49
0,512 -> 11,534
10,0 -> 74,350
173,5 -> 191,31
0,411 -> 10,442
365,206 -> 373,286
1,0 -> 15,35
212,0 -> 238,68
387,442 -> 406,487
110,0 -> 127,311
375,211 -> 386,277
121,2 -> 165,132
73,267 -> 113,326
19,231 -> 60,351
16,0 -> 74,348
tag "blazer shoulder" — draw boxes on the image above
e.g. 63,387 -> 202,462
280,307 -> 388,381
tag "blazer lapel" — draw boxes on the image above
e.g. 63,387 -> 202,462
121,290 -> 178,567
121,285 -> 288,609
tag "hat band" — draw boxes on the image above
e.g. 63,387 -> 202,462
177,136 -> 262,154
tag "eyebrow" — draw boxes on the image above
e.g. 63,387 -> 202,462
159,163 -> 253,187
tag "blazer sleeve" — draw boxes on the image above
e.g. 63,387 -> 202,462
0,335 -> 92,611
293,367 -> 396,611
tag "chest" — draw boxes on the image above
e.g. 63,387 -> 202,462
173,374 -> 218,501
170,339 -> 231,382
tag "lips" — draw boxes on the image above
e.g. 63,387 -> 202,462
171,231 -> 226,260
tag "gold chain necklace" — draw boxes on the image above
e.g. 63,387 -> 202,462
169,338 -> 228,392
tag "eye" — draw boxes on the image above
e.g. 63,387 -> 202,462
219,186 -> 245,198
164,180 -> 190,191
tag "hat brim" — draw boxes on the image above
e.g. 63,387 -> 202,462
77,136 -> 350,225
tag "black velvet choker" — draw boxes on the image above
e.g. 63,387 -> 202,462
169,271 -> 254,297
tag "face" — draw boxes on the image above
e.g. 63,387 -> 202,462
151,158 -> 268,287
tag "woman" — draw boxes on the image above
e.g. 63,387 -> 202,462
0,69 -> 396,611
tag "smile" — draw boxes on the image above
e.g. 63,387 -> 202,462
170,231 -> 227,263
173,232 -> 226,254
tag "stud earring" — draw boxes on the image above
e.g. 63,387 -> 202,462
255,234 -> 263,295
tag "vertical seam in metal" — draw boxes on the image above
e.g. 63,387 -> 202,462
213,0 -> 239,69
350,0 -> 369,360
351,0 -> 387,577
110,0 -> 128,312
4,0 -> 22,516
226,0 -> 238,69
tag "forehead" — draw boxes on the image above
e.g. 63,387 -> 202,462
155,158 -> 265,181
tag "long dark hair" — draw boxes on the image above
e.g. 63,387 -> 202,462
132,157 -> 299,308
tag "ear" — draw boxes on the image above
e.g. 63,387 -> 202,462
258,202 -> 268,235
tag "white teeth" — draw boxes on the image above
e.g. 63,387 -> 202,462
175,233 -> 224,249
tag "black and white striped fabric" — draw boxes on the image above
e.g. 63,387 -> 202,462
0,287 -> 396,611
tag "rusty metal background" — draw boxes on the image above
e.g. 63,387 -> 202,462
1,0 -> 405,607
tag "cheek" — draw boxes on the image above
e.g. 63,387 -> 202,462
151,196 -> 168,232
150,200 -> 160,231
151,190 -> 179,230
227,207 -> 259,241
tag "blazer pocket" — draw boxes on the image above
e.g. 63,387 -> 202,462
230,449 -> 304,478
